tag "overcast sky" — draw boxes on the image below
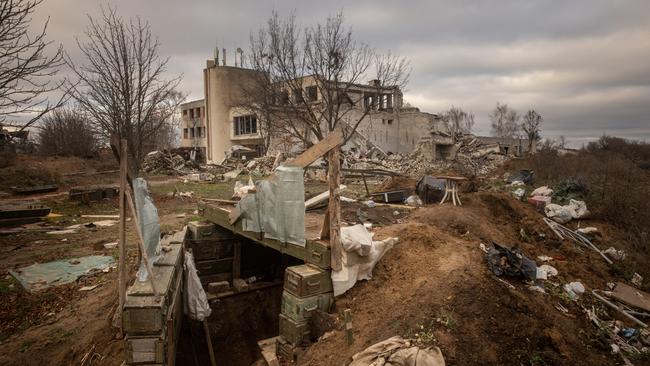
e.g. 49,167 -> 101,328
34,0 -> 650,147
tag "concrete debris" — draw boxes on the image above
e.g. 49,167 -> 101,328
564,281 -> 585,300
531,186 -> 553,197
631,273 -> 643,288
603,247 -> 626,261
343,134 -> 510,177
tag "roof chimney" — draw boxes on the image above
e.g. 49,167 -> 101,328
368,79 -> 381,87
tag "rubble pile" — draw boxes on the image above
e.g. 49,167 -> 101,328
244,155 -> 277,176
142,151 -> 199,175
344,135 -> 510,177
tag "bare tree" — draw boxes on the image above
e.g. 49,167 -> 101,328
490,102 -> 520,138
66,6 -> 182,172
148,90 -> 186,151
0,0 -> 67,130
246,11 -> 410,151
521,109 -> 543,153
441,105 -> 474,142
38,107 -> 97,157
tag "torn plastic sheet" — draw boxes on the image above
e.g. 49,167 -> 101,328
183,251 -> 212,321
133,178 -> 162,282
332,225 -> 398,296
236,166 -> 306,246
485,242 -> 537,280
9,255 -> 115,292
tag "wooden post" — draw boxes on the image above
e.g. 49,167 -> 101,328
203,320 -> 217,366
361,172 -> 370,197
118,139 -> 127,335
328,148 -> 342,271
233,241 -> 241,280
344,309 -> 353,345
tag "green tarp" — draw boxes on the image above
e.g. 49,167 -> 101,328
9,255 -> 115,292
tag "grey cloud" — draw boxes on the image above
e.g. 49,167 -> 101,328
30,0 -> 650,145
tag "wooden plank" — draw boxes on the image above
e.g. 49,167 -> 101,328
320,208 -> 330,240
611,282 -> 650,312
284,129 -> 344,168
328,148 -> 342,271
344,309 -> 353,345
200,203 -> 306,261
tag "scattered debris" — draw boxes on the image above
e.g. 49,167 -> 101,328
103,242 -> 118,249
543,218 -> 613,264
485,242 -> 537,280
564,282 -> 586,300
530,186 -> 553,197
603,247 -> 626,260
631,273 -> 643,288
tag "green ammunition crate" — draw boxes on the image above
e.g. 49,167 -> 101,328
276,336 -> 299,362
278,313 -> 310,346
284,264 -> 333,297
304,240 -> 331,269
195,258 -> 233,276
123,266 -> 178,335
281,291 -> 333,322
124,330 -> 166,364
186,239 -> 233,261
188,221 -> 235,240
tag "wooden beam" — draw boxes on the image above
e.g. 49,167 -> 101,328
109,134 -> 137,186
328,148 -> 342,271
320,207 -> 330,240
284,129 -> 343,168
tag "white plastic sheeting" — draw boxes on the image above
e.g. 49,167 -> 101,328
332,225 -> 398,296
350,336 -> 445,366
236,166 -> 306,246
544,199 -> 589,224
133,178 -> 161,282
530,186 -> 553,197
183,251 -> 212,321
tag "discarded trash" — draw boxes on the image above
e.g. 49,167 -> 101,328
621,328 -> 639,339
233,176 -> 255,199
485,242 -> 537,280
528,285 -> 546,293
576,227 -> 598,235
537,264 -> 558,280
512,188 -> 526,200
103,242 -> 118,249
349,336 -> 445,366
631,273 -> 643,288
506,169 -> 534,184
603,247 -> 626,261
537,255 -> 553,262
544,204 -> 573,224
531,186 -> 553,197
364,200 -> 376,208
564,281 -> 585,300
9,255 -> 115,292
528,195 -> 551,210
404,195 -> 423,207
79,284 -> 99,292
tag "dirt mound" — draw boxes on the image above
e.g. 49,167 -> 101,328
377,176 -> 417,192
301,196 -> 626,366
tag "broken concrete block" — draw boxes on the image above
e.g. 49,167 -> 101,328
208,281 -> 230,294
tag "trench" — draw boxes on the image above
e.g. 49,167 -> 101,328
176,236 -> 302,366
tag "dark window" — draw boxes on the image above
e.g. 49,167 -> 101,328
387,119 -> 393,125
292,89 -> 303,104
189,109 -> 194,118
183,128 -> 188,139
233,115 -> 258,136
278,91 -> 289,105
182,110 -> 188,116
190,128 -> 195,138
306,86 -> 317,101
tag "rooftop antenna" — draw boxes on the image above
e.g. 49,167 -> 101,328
222,48 -> 226,66
214,46 -> 219,64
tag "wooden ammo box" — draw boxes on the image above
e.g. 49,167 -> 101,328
186,239 -> 233,261
284,264 -> 332,297
304,240 -> 331,269
195,258 -> 233,276
188,221 -> 234,240
281,290 -> 333,322
125,329 -> 166,364
278,313 -> 310,346
123,266 -> 177,335
276,336 -> 300,362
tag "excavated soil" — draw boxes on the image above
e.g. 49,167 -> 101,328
300,191 -> 638,366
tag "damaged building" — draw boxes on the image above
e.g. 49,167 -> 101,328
179,51 -> 448,164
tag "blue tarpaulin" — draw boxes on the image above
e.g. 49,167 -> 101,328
9,255 -> 115,292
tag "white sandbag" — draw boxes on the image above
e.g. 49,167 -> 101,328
350,336 -> 445,366
544,204 -> 573,224
183,251 -> 212,321
341,224 -> 373,256
531,186 -> 553,197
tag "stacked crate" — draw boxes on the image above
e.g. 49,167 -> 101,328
277,263 -> 333,360
186,221 -> 235,286
122,229 -> 185,366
